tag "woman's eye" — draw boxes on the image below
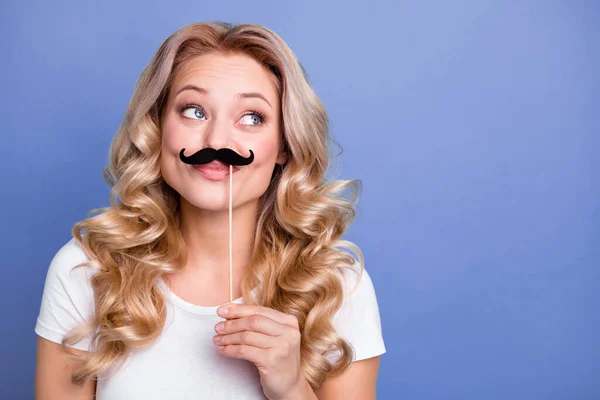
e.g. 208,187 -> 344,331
181,106 -> 206,120
240,113 -> 263,126
180,106 -> 263,125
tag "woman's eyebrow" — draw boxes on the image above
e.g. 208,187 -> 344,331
174,84 -> 272,109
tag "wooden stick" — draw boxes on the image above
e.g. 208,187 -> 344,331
229,164 -> 233,304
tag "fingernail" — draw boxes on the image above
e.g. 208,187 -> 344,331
218,346 -> 225,351
213,335 -> 221,343
217,306 -> 229,317
215,322 -> 224,332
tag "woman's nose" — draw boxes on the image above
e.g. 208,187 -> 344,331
202,117 -> 234,150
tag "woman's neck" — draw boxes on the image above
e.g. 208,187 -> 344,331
177,197 -> 258,278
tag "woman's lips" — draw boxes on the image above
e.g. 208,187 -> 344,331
192,161 -> 240,181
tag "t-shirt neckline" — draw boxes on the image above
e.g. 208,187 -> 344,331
157,277 -> 244,315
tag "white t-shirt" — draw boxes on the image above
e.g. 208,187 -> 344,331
35,237 -> 386,399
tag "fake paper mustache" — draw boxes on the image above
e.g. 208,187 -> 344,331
179,148 -> 255,166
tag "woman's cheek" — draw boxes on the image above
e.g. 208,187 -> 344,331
161,120 -> 184,153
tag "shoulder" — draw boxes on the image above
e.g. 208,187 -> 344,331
331,260 -> 381,328
45,237 -> 98,294
337,260 -> 376,304
329,259 -> 386,362
35,236 -> 98,351
48,237 -> 92,275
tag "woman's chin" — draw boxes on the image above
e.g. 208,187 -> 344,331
186,200 -> 230,212
182,196 -> 248,212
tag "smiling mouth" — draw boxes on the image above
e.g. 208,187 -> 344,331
192,162 -> 241,181
196,160 -> 240,172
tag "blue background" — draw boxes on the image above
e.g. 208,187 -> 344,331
1,1 -> 598,398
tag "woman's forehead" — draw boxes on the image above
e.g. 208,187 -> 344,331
170,53 -> 280,102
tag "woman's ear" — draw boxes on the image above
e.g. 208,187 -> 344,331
276,151 -> 288,165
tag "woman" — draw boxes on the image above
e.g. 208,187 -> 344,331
34,21 -> 385,399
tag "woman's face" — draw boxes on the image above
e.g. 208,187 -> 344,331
160,52 -> 286,212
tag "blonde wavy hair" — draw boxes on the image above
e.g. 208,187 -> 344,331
63,21 -> 364,392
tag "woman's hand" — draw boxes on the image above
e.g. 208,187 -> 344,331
214,304 -> 312,400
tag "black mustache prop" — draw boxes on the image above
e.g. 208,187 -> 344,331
179,148 -> 255,166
